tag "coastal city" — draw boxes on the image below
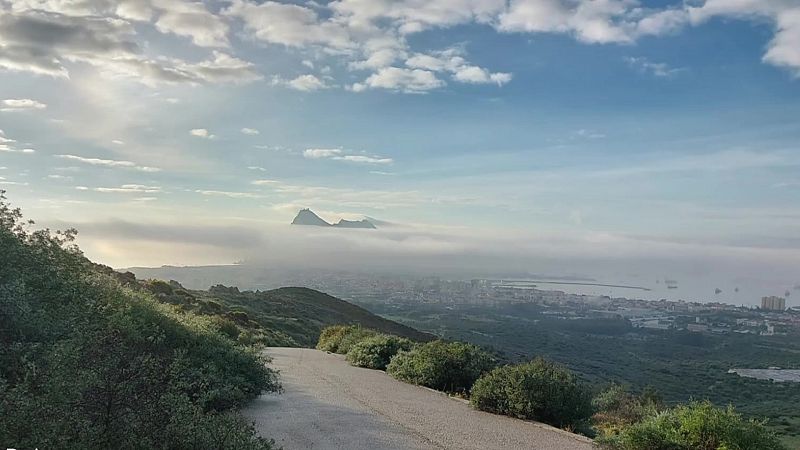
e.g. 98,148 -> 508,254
293,274 -> 800,337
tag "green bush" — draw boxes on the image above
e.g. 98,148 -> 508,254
469,358 -> 593,429
598,401 -> 786,450
316,325 -> 378,354
593,385 -> 664,437
386,340 -> 494,393
0,192 -> 278,449
346,334 -> 414,370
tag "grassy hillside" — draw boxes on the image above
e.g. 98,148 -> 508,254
0,193 -> 278,449
128,280 -> 434,347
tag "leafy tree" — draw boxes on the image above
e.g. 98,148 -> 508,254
470,358 -> 593,429
386,340 -> 495,393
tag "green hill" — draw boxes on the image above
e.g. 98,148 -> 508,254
122,277 -> 434,347
1,193 -> 278,449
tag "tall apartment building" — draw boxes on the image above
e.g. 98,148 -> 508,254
761,296 -> 786,311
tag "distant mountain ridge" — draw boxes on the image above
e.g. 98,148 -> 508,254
291,208 -> 376,229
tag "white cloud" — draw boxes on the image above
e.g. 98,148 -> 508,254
152,0 -> 230,48
336,155 -> 394,164
284,74 -> 329,91
352,67 -> 444,93
194,189 -> 263,198
575,129 -> 606,139
247,166 -> 267,172
252,179 -> 279,185
0,146 -> 34,154
406,48 -> 512,86
452,65 -> 512,85
46,174 -> 73,181
303,147 -> 393,164
55,154 -> 161,172
0,129 -> 34,153
190,128 -> 215,139
224,0 -> 354,50
497,0 -> 638,44
0,9 -> 259,85
686,1 -> 800,76
303,148 -> 343,159
241,127 -> 260,135
624,56 -> 685,77
94,184 -> 162,193
112,139 -> 125,145
1,98 -> 47,111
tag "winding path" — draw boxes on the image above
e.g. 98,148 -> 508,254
243,347 -> 595,450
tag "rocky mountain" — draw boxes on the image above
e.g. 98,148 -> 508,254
291,209 -> 376,229
291,208 -> 332,226
334,219 -> 376,229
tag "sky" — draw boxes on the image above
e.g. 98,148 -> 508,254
1,0 -> 799,304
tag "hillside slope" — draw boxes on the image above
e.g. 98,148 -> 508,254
192,285 -> 434,346
115,272 -> 434,347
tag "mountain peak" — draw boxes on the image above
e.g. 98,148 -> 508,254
291,209 -> 331,226
291,209 -> 377,229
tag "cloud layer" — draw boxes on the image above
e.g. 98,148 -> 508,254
2,1 -> 796,92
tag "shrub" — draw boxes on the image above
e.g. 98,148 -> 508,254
598,401 -> 786,450
386,340 -> 494,393
316,325 -> 378,354
0,192 -> 278,449
346,334 -> 414,370
470,358 -> 593,429
592,385 -> 664,437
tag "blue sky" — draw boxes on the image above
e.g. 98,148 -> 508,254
0,0 -> 799,301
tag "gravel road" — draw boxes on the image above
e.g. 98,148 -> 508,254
243,347 -> 595,450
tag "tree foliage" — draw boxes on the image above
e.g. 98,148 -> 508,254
0,192 -> 278,449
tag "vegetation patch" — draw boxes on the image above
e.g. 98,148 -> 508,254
346,334 -> 415,370
598,400 -> 786,450
592,385 -> 664,437
470,358 -> 593,429
0,193 -> 278,449
316,325 -> 379,354
386,340 -> 495,394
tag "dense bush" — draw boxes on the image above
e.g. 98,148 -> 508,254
598,401 -> 786,450
316,325 -> 378,354
469,358 -> 593,429
0,192 -> 278,449
346,334 -> 414,370
386,340 -> 494,393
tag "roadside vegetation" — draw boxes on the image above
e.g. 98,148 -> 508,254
347,334 -> 414,370
369,300 -> 800,446
317,323 -> 786,448
470,358 -> 593,430
387,341 -> 495,394
598,400 -> 785,450
0,193 -> 278,449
